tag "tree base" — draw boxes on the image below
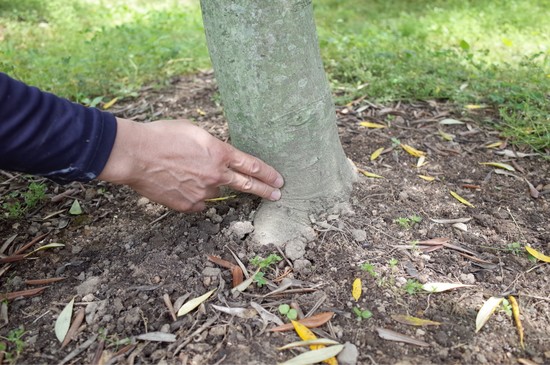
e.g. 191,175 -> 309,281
252,200 -> 317,246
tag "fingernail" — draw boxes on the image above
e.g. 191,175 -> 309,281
270,189 -> 281,201
274,176 -> 284,188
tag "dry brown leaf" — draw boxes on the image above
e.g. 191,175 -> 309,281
61,307 -> 85,348
0,287 -> 48,301
269,312 -> 334,332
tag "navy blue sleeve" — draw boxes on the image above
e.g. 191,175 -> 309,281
0,72 -> 117,184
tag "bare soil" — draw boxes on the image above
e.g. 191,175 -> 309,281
1,72 -> 549,365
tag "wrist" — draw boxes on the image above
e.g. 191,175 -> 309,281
97,118 -> 143,185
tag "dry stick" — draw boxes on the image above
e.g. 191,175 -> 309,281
507,207 -> 527,243
172,315 -> 219,355
25,277 -> 66,286
57,333 -> 98,365
163,294 -> 177,322
90,339 -> 105,365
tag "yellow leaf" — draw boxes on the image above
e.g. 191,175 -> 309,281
352,278 -> 362,301
508,295 -> 524,349
485,141 -> 503,149
370,147 -> 384,161
418,175 -> 435,182
466,104 -> 488,110
400,144 -> 426,157
450,191 -> 475,208
358,169 -> 384,179
502,38 -> 513,47
359,121 -> 386,129
292,320 -> 317,342
391,314 -> 441,327
197,108 -> 206,116
476,296 -> 504,332
525,246 -> 550,263
438,129 -> 455,141
479,162 -> 515,172
103,97 -> 118,110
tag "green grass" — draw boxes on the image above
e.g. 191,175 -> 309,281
0,0 -> 548,150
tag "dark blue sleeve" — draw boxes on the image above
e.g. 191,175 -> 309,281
0,72 -> 117,184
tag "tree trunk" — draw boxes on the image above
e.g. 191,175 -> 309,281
200,0 -> 356,245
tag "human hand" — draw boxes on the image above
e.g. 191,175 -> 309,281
98,118 -> 284,212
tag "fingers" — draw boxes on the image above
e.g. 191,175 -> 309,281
227,148 -> 284,189
224,171 -> 282,201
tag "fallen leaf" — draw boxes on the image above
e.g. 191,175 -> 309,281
0,287 -> 48,301
232,268 -> 261,293
278,345 -> 344,365
358,169 -> 384,178
292,320 -> 317,343
439,118 -> 464,125
452,222 -> 468,232
450,191 -> 475,208
416,156 -> 428,168
69,200 -> 82,215
485,141 -> 503,149
277,339 -> 340,350
359,121 -> 386,129
391,314 -> 441,327
205,195 -> 236,202
508,295 -> 524,349
61,307 -> 85,348
517,358 -> 538,365
376,327 -> 429,347
211,304 -> 257,319
370,147 -> 384,161
26,243 -> 65,257
55,297 -> 75,343
430,218 -> 472,224
401,144 -> 426,157
476,296 -> 504,332
269,312 -> 334,332
525,246 -> 550,263
177,289 -> 216,317
25,277 -> 66,286
352,278 -> 362,301
196,108 -> 206,116
135,332 -> 176,342
466,104 -> 488,109
438,130 -> 455,141
494,149 -> 537,158
231,266 -> 244,287
250,302 -> 284,326
479,162 -> 515,171
163,293 -> 177,322
525,179 -> 540,199
422,282 -> 474,292
207,255 -> 235,269
102,97 -> 118,110
418,175 -> 435,182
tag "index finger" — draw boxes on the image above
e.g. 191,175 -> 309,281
227,148 -> 284,189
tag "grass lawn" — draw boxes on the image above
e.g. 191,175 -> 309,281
1,0 -> 548,150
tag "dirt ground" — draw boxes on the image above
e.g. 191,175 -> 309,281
1,72 -> 549,365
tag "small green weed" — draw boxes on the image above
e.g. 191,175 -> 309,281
394,215 -> 422,229
353,307 -> 373,320
2,182 -> 46,218
506,242 -> 522,255
360,262 -> 377,277
403,279 -> 424,295
0,327 -> 26,364
388,258 -> 398,269
278,304 -> 298,321
250,254 -> 282,287
500,299 -> 512,316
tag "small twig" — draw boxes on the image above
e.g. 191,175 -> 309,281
163,294 -> 177,322
57,334 -> 98,365
506,207 -> 527,243
13,232 -> 50,255
149,211 -> 171,226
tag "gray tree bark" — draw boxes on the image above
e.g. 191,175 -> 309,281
200,0 -> 356,245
